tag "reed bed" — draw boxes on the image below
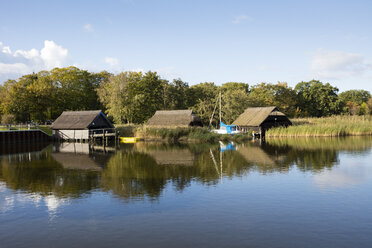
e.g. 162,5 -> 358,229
116,124 -> 251,143
266,115 -> 372,137
266,136 -> 372,151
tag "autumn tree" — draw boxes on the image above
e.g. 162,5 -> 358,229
97,71 -> 165,124
0,67 -> 109,123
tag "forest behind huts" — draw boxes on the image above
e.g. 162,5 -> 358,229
0,66 -> 371,126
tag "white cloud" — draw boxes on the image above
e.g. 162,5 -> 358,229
314,158 -> 372,189
128,68 -> 144,73
40,40 -> 69,69
0,62 -> 31,75
311,49 -> 372,79
83,23 -> 94,32
156,66 -> 180,79
232,14 -> 252,24
0,40 -> 69,82
1,42 -> 11,54
14,48 -> 39,60
105,57 -> 120,66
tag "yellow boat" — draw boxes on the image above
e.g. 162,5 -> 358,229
120,137 -> 141,143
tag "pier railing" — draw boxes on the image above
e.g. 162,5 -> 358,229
89,128 -> 119,145
0,123 -> 40,131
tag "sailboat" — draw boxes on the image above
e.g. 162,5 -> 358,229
209,92 -> 241,135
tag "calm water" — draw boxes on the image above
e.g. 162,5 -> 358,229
1,137 -> 372,248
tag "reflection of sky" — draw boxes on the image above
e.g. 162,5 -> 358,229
314,151 -> 372,189
0,182 -> 70,218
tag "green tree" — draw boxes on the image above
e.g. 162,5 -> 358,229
0,67 -> 109,123
339,90 -> 371,105
49,67 -> 106,115
359,102 -> 369,115
3,75 -> 37,122
189,83 -> 219,125
221,88 -> 249,124
295,80 -> 341,117
368,98 -> 372,114
97,71 -> 165,124
162,79 -> 189,110
127,71 -> 165,123
248,82 -> 297,117
221,82 -> 249,93
97,71 -> 140,123
338,90 -> 371,115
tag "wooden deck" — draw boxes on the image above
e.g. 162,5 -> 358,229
89,128 -> 119,145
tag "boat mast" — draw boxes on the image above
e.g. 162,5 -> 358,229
209,94 -> 219,129
219,91 -> 222,126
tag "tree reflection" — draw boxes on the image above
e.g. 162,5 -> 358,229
1,137 -> 372,201
0,145 -> 102,198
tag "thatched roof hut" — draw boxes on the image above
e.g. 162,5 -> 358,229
51,110 -> 113,130
51,110 -> 114,140
237,146 -> 276,166
146,110 -> 202,127
232,106 -> 291,134
52,153 -> 103,171
236,145 -> 287,172
146,149 -> 195,166
51,143 -> 113,170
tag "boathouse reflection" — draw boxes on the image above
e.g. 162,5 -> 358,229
0,143 -> 115,198
1,137 -> 372,201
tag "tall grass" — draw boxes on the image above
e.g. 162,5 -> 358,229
116,124 -> 251,143
267,115 -> 372,137
266,136 -> 372,151
115,124 -> 138,137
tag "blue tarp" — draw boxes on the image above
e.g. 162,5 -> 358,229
220,142 -> 236,152
220,122 -> 237,134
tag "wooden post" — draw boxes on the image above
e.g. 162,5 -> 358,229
114,130 -> 117,147
103,130 -> 106,147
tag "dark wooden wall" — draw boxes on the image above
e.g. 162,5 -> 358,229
0,130 -> 52,145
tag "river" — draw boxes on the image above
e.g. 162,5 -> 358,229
1,137 -> 372,248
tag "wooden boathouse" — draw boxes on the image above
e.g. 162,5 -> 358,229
232,106 -> 291,137
146,110 -> 203,127
51,110 -> 117,143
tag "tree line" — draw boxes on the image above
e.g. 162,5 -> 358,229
0,66 -> 371,125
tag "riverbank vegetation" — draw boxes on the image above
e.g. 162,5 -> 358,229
266,135 -> 372,151
266,115 -> 372,137
1,67 -> 371,127
116,125 -> 251,142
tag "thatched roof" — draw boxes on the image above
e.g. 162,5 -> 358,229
237,146 -> 275,166
232,106 -> 286,126
51,110 -> 113,130
146,149 -> 195,166
146,110 -> 202,127
52,153 -> 103,171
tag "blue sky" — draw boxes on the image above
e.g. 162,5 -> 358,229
1,0 -> 371,92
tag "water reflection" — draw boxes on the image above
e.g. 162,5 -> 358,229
1,137 -> 372,201
0,143 -> 112,199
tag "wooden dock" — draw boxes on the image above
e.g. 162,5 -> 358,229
0,129 -> 52,144
89,128 -> 120,146
54,128 -> 120,145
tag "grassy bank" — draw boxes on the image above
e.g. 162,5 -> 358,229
116,124 -> 251,143
266,136 -> 372,151
267,115 -> 372,137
